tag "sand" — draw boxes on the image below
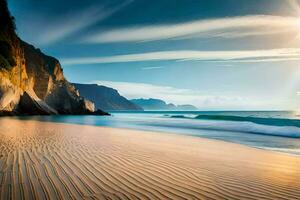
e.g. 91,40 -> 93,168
0,118 -> 299,199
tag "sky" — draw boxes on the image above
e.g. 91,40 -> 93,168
7,0 -> 300,110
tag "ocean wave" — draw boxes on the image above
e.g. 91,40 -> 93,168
169,114 -> 195,119
194,115 -> 300,127
257,147 -> 300,156
168,114 -> 300,138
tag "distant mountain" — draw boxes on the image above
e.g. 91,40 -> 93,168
130,98 -> 198,111
131,98 -> 176,110
73,83 -> 143,111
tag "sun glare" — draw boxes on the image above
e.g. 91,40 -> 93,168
289,0 -> 300,15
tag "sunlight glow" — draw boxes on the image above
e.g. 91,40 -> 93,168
288,0 -> 300,16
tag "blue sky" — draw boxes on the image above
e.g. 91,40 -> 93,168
8,0 -> 300,110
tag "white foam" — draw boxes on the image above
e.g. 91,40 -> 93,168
162,118 -> 300,138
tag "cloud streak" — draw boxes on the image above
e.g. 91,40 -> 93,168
61,48 -> 300,65
141,66 -> 164,70
82,15 -> 300,43
35,0 -> 132,45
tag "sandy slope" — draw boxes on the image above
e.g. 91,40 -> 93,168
0,118 -> 299,199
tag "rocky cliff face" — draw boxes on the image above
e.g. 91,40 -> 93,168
0,0 -> 102,115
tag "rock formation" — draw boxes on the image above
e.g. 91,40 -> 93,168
0,0 -> 108,115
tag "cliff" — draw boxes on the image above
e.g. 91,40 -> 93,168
0,0 -> 107,115
131,98 -> 198,111
73,83 -> 143,111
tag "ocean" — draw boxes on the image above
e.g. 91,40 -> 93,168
14,111 -> 300,156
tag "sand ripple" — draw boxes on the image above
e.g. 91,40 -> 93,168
0,118 -> 300,199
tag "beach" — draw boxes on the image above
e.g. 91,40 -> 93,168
0,118 -> 300,199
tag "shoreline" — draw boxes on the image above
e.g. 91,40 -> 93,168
24,117 -> 300,157
0,118 -> 299,199
39,119 -> 300,158
10,115 -> 300,157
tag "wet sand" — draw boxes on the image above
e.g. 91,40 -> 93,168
0,118 -> 299,199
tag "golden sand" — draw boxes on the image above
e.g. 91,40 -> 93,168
0,118 -> 299,199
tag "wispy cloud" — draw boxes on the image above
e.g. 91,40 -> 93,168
61,48 -> 300,65
35,1 -> 132,45
82,15 -> 300,43
90,80 -> 264,109
141,66 -> 164,70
